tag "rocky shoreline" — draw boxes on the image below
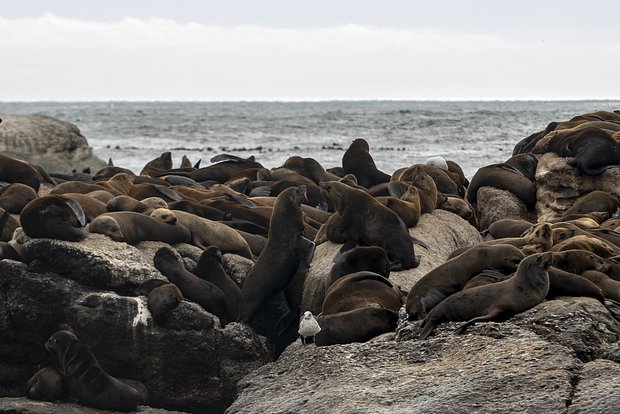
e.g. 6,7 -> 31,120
1,111 -> 620,413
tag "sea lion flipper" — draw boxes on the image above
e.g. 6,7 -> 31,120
64,199 -> 86,227
387,181 -> 406,199
478,270 -> 509,280
297,236 -> 316,266
411,236 -> 429,249
210,154 -> 246,164
248,186 -> 272,197
454,309 -> 502,334
153,185 -> 183,202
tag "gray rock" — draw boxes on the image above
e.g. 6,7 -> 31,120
475,186 -> 534,230
535,152 -> 620,222
0,397 -> 188,413
301,209 -> 483,315
0,113 -> 106,174
569,359 -> 620,414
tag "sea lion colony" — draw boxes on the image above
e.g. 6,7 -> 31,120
1,110 -> 620,410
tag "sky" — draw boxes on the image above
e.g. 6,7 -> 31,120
1,0 -> 619,101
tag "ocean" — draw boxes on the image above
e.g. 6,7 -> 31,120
1,100 -> 619,179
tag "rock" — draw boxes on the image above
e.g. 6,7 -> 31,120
0,114 -> 106,174
228,295 -> 620,414
569,359 -> 620,413
0,397 -> 188,413
475,186 -> 533,230
535,152 -> 620,222
0,256 -> 272,413
301,209 -> 483,315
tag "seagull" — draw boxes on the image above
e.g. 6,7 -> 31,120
298,311 -> 321,345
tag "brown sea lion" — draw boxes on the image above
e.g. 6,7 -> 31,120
281,155 -> 341,184
485,219 -> 533,239
314,307 -> 399,346
168,199 -> 229,221
106,195 -> 157,215
466,163 -> 536,209
0,153 -> 43,191
419,252 -> 552,339
415,164 -> 464,197
25,367 -> 65,401
86,190 -> 116,203
601,218 -> 620,231
564,190 -> 620,217
581,270 -> 620,302
406,244 -> 525,320
438,196 -> 475,224
321,271 -> 402,315
88,211 -> 191,245
238,186 -> 315,326
45,330 -> 140,412
551,235 -> 620,258
342,138 -> 391,188
150,208 -> 253,259
0,183 -> 38,214
551,250 -> 611,274
320,180 -> 419,270
61,193 -> 108,222
376,181 -> 421,227
194,246 -> 241,322
549,127 -> 620,175
327,245 -> 390,289
503,153 -> 539,181
186,154 -> 264,183
148,283 -> 183,323
154,247 -> 228,319
92,166 -> 135,181
140,152 -> 173,176
546,267 -> 605,303
392,165 -> 438,214
21,195 -> 86,241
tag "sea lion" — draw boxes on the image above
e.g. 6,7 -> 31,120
466,163 -> 536,209
327,245 -> 390,289
25,367 -> 65,401
45,330 -> 140,412
86,190 -> 116,203
0,153 -> 43,191
148,283 -> 183,323
314,307 -> 399,346
419,252 -> 552,339
150,208 -> 253,259
549,127 -> 620,175
20,195 -> 86,241
485,219 -> 533,239
140,152 -> 173,176
503,153 -> 539,181
342,138 -> 391,188
581,270 -> 620,302
546,267 -> 605,303
92,166 -> 135,181
194,246 -> 241,322
446,160 -> 469,188
184,154 -> 264,183
106,195 -> 157,215
167,200 -> 229,221
462,270 -> 511,290
153,247 -> 228,320
282,156 -> 341,184
61,193 -> 108,222
406,244 -> 525,320
238,186 -> 315,326
88,211 -> 191,245
551,235 -> 620,258
551,250 -> 611,274
392,165 -> 438,214
0,183 -> 38,214
376,181 -> 422,227
320,180 -> 419,270
564,190 -> 620,217
438,196 -> 475,224
415,164 -> 463,197
321,271 -> 402,315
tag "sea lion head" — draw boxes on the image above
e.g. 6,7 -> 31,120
89,215 -> 123,241
45,330 -> 78,356
350,138 -> 370,152
150,208 -> 177,224
520,251 -> 553,272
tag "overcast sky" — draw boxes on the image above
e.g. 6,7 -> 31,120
1,0 -> 619,101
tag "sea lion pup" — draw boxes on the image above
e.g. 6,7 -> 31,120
391,165 -> 438,214
484,219 -> 533,239
107,195 -> 158,215
238,186 -> 316,327
327,245 -> 390,289
419,252 -> 553,340
88,211 -> 191,245
551,250 -> 611,274
415,164 -> 464,197
375,181 -> 421,227
25,367 -> 65,401
438,196 -> 475,224
0,183 -> 38,214
321,271 -> 403,315
466,163 -> 536,209
298,311 -> 321,344
150,208 -> 253,259
61,193 -> 108,222
0,153 -> 43,191
194,246 -> 241,322
319,180 -> 419,271
406,244 -> 525,320
45,330 -> 140,412
21,195 -> 86,241
140,151 -> 173,176
154,247 -> 228,320
563,190 -> 620,217
342,138 -> 391,188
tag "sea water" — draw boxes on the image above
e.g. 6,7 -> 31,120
1,100 -> 619,178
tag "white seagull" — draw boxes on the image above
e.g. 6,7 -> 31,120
298,311 -> 321,345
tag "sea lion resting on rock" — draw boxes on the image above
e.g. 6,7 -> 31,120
320,180 -> 419,271
88,211 -> 191,245
45,330 -> 140,412
150,208 -> 253,259
342,138 -> 391,188
26,367 -> 65,402
419,252 -> 552,339
20,195 -> 86,241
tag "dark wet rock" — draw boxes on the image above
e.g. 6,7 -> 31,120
0,114 -> 106,174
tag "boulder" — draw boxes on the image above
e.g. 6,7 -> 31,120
0,113 -> 106,174
569,359 -> 620,413
475,186 -> 534,230
535,153 -> 620,222
227,296 -> 620,414
0,398 -> 188,414
301,209 -> 483,315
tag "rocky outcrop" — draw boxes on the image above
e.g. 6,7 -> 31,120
301,209 -> 483,315
0,114 -> 106,173
535,153 -> 620,222
227,296 -> 620,414
0,398 -> 188,414
0,239 -> 272,413
475,186 -> 534,230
